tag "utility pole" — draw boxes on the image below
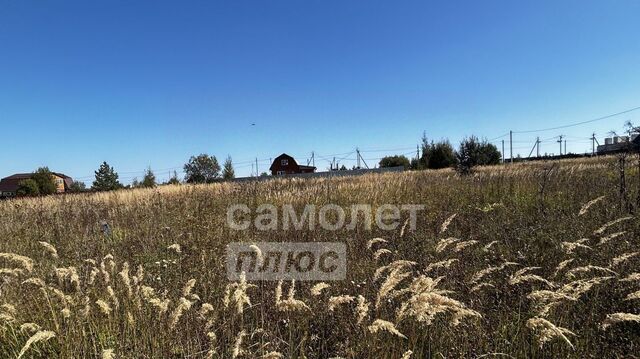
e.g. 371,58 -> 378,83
356,147 -> 361,169
557,135 -> 564,156
528,137 -> 542,159
509,130 -> 513,163
591,133 -> 596,155
501,140 -> 505,163
528,138 -> 538,159
255,158 -> 259,176
307,151 -> 315,167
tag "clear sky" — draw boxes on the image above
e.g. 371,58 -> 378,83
1,0 -> 639,183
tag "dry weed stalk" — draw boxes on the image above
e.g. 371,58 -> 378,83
20,323 -> 41,333
0,253 -> 34,273
356,295 -> 370,324
367,319 -> 407,339
526,317 -> 575,349
625,291 -> 640,301
561,241 -> 592,254
376,266 -> 412,308
17,330 -> 56,359
168,297 -> 194,329
373,248 -> 393,260
435,237 -> 459,253
601,313 -> 640,329
620,273 -> 640,282
565,265 -> 617,279
578,196 -> 605,216
38,241 -> 58,259
232,330 -> 247,358
470,262 -> 517,284
396,275 -> 480,326
425,259 -> 458,273
224,272 -> 255,314
167,243 -> 182,254
553,259 -> 574,277
275,280 -> 310,312
611,252 -> 639,267
440,213 -> 457,234
598,231 -> 626,245
310,282 -> 330,296
374,260 -> 416,281
54,266 -> 81,291
102,349 -> 115,359
509,267 -> 554,287
328,295 -> 355,311
594,216 -> 633,235
452,240 -> 479,253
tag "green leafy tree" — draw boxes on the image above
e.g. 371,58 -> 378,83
222,156 -> 235,180
92,161 -> 123,191
16,179 -> 40,196
428,140 -> 457,169
31,167 -> 58,195
68,181 -> 87,193
379,155 -> 411,169
455,136 -> 501,174
141,167 -> 157,188
183,154 -> 220,183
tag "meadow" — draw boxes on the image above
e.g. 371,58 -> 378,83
0,155 -> 639,358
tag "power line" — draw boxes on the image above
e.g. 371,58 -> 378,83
512,106 -> 640,134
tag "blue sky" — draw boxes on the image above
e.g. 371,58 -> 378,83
1,0 -> 639,183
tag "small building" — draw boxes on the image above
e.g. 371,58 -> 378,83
597,134 -> 640,154
269,153 -> 316,176
0,172 -> 73,198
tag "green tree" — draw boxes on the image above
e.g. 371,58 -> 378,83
68,181 -> 87,193
16,179 -> 40,196
92,161 -> 123,191
379,155 -> 411,169
455,136 -> 501,174
416,133 -> 457,169
31,167 -> 58,195
418,132 -> 431,169
222,156 -> 235,180
184,154 -> 220,183
428,140 -> 457,169
141,167 -> 157,188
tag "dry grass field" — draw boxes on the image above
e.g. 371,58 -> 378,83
0,156 -> 639,358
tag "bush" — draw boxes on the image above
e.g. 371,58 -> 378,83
16,179 -> 40,196
379,155 -> 411,169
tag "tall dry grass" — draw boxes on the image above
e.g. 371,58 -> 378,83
0,155 -> 638,357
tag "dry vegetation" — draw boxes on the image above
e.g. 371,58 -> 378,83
0,156 -> 639,358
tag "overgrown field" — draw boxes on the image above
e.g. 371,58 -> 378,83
0,156 -> 639,358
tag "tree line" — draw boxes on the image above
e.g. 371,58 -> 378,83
378,133 -> 501,174
13,154 -> 237,196
13,133 -> 501,197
